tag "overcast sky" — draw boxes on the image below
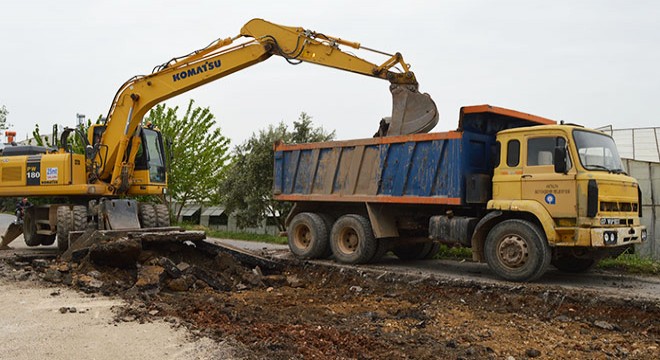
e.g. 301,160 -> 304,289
1,0 -> 658,146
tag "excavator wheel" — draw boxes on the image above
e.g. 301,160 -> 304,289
23,208 -> 42,247
138,203 -> 157,228
72,206 -> 88,233
154,204 -> 171,228
56,206 -> 72,251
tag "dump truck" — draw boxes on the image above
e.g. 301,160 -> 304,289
275,105 -> 647,281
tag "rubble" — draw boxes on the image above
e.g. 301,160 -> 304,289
0,233 -> 658,360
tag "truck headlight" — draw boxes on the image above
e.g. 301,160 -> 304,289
603,231 -> 617,245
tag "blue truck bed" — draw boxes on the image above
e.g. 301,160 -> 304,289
273,105 -> 555,207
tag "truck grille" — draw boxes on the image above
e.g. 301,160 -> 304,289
600,201 -> 637,212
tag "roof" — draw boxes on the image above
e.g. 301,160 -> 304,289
201,206 -> 225,216
179,204 -> 201,217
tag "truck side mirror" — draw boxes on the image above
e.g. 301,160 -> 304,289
554,146 -> 567,174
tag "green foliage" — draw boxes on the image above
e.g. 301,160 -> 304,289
179,223 -> 287,244
31,117 -> 99,153
433,244 -> 473,260
598,251 -> 660,275
145,99 -> 230,220
220,112 -> 335,231
0,105 -> 9,130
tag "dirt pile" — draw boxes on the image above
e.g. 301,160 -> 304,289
1,239 -> 659,359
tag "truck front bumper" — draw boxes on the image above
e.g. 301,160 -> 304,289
590,226 -> 646,247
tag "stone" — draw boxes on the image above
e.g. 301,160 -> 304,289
43,269 -> 63,283
59,307 -> 68,314
32,259 -> 49,269
286,275 -> 304,288
134,265 -> 166,292
77,275 -> 104,292
89,238 -> 142,269
176,262 -> 190,272
189,266 -> 231,291
167,275 -> 195,292
159,258 -> 182,279
525,348 -> 541,358
349,285 -> 363,293
594,320 -> 615,331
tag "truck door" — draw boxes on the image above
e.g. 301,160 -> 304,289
521,136 -> 577,218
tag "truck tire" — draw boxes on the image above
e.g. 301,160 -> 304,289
318,213 -> 335,258
370,238 -> 390,263
56,206 -> 72,251
154,204 -> 171,228
330,215 -> 377,264
393,242 -> 434,261
288,212 -> 329,259
551,256 -> 596,273
138,203 -> 157,228
484,219 -> 551,282
23,208 -> 41,247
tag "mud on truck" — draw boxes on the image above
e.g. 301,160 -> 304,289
275,105 -> 646,282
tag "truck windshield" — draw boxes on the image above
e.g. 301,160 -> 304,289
573,129 -> 624,173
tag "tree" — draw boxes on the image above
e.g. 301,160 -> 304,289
0,105 -> 10,130
145,99 -> 230,220
220,112 -> 335,231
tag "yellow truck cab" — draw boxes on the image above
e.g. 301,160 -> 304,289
488,124 -> 645,273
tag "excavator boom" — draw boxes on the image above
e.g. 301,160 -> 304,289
95,18 -> 438,191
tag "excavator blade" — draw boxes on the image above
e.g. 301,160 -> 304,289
385,84 -> 439,136
1,222 -> 24,249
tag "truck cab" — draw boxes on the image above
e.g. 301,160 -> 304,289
489,124 -> 645,273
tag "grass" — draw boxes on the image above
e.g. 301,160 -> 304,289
434,244 -> 473,260
597,252 -> 660,275
178,223 -> 288,245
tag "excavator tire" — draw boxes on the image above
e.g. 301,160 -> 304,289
72,206 -> 88,233
23,208 -> 42,247
138,203 -> 157,228
154,204 -> 171,228
56,206 -> 72,251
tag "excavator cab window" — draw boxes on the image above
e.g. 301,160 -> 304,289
135,128 -> 166,184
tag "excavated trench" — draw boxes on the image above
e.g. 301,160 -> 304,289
1,236 -> 658,359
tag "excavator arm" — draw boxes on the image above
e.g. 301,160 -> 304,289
94,18 -> 438,193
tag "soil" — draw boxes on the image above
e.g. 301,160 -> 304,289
1,239 -> 659,360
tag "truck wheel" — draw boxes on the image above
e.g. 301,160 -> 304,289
138,203 -> 157,228
484,219 -> 551,282
318,213 -> 335,258
23,208 -> 41,247
56,206 -> 73,251
288,212 -> 329,259
154,204 -> 171,227
393,242 -> 433,260
552,256 -> 596,273
330,215 -> 377,264
370,239 -> 390,263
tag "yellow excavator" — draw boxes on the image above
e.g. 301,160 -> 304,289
0,18 -> 438,251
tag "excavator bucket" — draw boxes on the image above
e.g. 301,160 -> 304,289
384,84 -> 439,136
1,222 -> 23,249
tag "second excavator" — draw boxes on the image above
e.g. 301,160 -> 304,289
0,18 -> 438,251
